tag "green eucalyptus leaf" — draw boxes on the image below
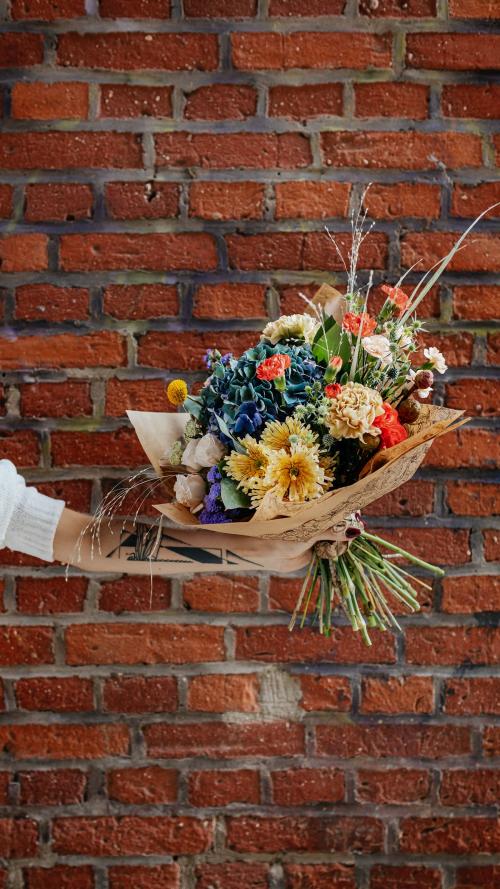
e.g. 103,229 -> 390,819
220,477 -> 251,510
184,396 -> 202,419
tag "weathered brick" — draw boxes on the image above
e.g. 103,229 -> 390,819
99,575 -> 171,611
0,234 -> 48,272
275,181 -> 350,219
19,769 -> 87,805
272,768 -> 345,805
185,84 -> 257,120
407,33 -> 500,70
12,0 -> 85,18
269,83 -> 343,118
57,32 -> 218,70
193,283 -> 266,318
321,131 -> 481,169
360,675 -> 434,714
0,725 -> 129,759
187,674 -> 259,712
363,183 -> 440,219
60,233 -> 217,270
108,866 -> 179,889
406,627 -> 500,665
356,769 -> 431,804
66,623 -> 225,664
189,181 -> 264,220
402,232 -> 500,273
442,576 -> 500,614
316,724 -> 470,758
355,82 -> 429,118
53,816 -> 212,855
444,85 -> 500,120
0,332 -> 126,370
299,675 -> 352,712
24,183 -> 93,222
400,816 -> 500,854
100,84 -> 173,117
195,863 -> 269,889
24,866 -> 94,889
155,132 -> 311,169
20,381 -> 92,418
0,34 -> 44,65
445,678 -> 500,715
107,767 -> 177,804
188,769 -> 260,806
227,815 -> 384,853
0,133 -> 142,169
100,0 -> 171,16
370,866 -> 442,889
15,676 -> 93,711
182,574 -> 260,611
232,32 -> 391,70
145,722 -> 304,759
103,676 -> 177,712
15,284 -> 89,320
105,182 -> 179,219
11,82 -> 89,119
0,627 -> 54,666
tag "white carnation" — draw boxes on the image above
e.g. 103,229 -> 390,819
261,313 -> 319,345
424,346 -> 447,374
361,334 -> 393,367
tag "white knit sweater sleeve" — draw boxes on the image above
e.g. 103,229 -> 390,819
0,459 -> 65,561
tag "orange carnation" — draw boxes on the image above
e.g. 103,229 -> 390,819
342,312 -> 377,337
381,284 -> 409,317
256,353 -> 291,381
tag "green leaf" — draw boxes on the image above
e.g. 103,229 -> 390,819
184,396 -> 202,418
312,321 -> 342,364
220,477 -> 251,510
215,415 -> 246,454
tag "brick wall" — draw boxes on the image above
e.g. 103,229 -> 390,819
0,0 -> 499,887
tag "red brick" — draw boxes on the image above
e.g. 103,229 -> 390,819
24,183 -> 93,222
299,675 -> 351,712
484,727 -> 500,757
105,182 -> 179,220
406,627 -> 500,665
270,0 -> 344,10
317,724 -> 470,758
0,332 -> 126,370
446,379 -> 499,416
104,378 -> 171,417
488,331 -> 500,365
183,574 -> 260,612
51,428 -> 149,467
236,625 -> 395,663
15,676 -> 93,711
227,232 -> 387,271
12,0 -> 85,18
360,0 -> 435,13
108,866 -> 179,889
447,481 -> 499,515
356,768 -> 431,804
99,575 -> 171,612
12,82 -> 88,120
19,769 -> 87,805
272,767 -> 345,805
20,381 -> 92,418
100,0 -> 171,15
185,84 -> 256,120
444,85 -> 500,120
107,767 -> 177,804
185,0 -> 256,13
155,132 -> 311,169
407,33 -> 500,70
188,769 -> 260,806
189,181 -> 264,220
370,866 -> 442,889
0,773 -> 8,802
403,232 -> 500,273
364,479 -> 434,517
269,83 -> 343,118
188,674 -> 259,712
104,284 -> 178,320
0,133 -> 141,169
24,866 -> 95,889
66,623 -> 224,665
284,865 -> 356,889
60,232 -> 217,271
54,817 -> 211,855
400,816 -> 500,854
0,34 -> 44,65
268,576 -> 303,612
425,428 -> 499,470
145,721 -> 303,759
321,131 -> 481,169
227,815 -> 383,853
193,283 -> 266,319
373,527 -> 471,564
0,725 -> 128,759
0,185 -> 13,218
100,84 -> 173,118
0,627 -> 53,665
0,819 -> 38,858
0,234 -> 48,272
57,32 -> 218,70
103,676 -> 177,713
363,183 -> 440,219
455,866 -> 500,889
450,0 -> 499,14
355,82 -> 429,118
484,530 -> 500,561
275,181 -> 350,219
444,680 -> 500,716
138,330 -> 255,371
15,284 -> 89,321
195,863 -> 270,889
442,576 -> 500,614
231,32 -> 391,70
440,769 -> 500,806
0,430 -> 40,468
360,675 -> 434,714
37,478 -> 92,512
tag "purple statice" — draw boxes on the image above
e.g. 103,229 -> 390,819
199,465 -> 232,524
207,465 -> 221,484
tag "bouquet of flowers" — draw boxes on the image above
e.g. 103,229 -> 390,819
117,202 -> 494,645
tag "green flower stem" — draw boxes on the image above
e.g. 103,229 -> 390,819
363,532 -> 445,576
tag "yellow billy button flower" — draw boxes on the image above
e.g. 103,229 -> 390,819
166,379 -> 188,406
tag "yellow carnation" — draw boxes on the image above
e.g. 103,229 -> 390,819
259,442 -> 326,504
225,436 -> 270,493
326,381 -> 384,443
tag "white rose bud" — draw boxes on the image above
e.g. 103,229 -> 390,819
181,438 -> 203,471
194,433 -> 226,468
174,474 -> 206,510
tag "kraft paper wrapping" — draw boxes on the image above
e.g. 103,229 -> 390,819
127,405 -> 466,543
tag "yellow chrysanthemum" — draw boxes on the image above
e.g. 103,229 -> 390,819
167,379 -> 188,406
225,436 -> 270,492
261,416 -> 317,452
262,443 -> 325,503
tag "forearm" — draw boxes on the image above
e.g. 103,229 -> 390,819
54,508 -> 309,575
